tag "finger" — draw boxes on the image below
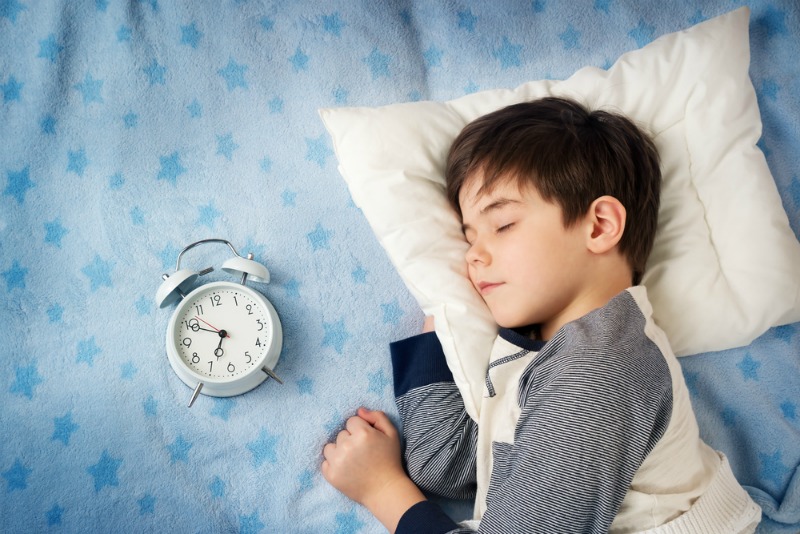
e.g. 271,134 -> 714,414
345,414 -> 370,434
336,429 -> 351,444
322,442 -> 336,460
358,408 -> 397,437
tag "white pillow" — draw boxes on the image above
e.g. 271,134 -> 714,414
320,7 -> 800,420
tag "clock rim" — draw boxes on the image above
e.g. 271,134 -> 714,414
164,280 -> 282,396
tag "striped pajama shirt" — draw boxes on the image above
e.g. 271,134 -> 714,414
390,287 -> 760,533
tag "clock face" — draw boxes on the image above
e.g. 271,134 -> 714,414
171,284 -> 277,381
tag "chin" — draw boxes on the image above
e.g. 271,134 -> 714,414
492,315 -> 527,330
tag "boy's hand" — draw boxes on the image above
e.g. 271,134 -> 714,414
422,315 -> 435,333
322,407 -> 425,532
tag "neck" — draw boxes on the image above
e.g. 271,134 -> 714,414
539,264 -> 632,341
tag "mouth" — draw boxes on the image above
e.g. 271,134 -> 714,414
477,281 -> 503,295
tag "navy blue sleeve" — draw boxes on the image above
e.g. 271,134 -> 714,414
396,501 -> 462,534
390,332 -> 454,396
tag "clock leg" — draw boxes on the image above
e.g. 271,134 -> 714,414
188,382 -> 204,407
262,366 -> 283,385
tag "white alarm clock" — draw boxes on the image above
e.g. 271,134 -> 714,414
156,239 -> 283,407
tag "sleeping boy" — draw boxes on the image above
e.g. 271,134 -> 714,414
321,97 -> 762,533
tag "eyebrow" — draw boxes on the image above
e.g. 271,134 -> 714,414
461,198 -> 521,232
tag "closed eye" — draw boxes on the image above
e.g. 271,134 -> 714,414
496,223 -> 514,233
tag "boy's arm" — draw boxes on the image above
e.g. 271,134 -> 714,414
391,331 -> 479,500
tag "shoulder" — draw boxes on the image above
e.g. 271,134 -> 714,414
520,289 -> 672,402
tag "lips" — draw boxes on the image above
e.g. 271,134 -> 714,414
477,281 -> 503,295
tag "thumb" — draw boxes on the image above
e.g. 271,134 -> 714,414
358,407 -> 396,436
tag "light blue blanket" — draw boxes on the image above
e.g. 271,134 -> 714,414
1,1 -> 798,532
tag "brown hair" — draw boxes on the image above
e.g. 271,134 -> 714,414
445,97 -> 661,285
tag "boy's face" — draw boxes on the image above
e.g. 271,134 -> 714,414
459,174 -> 592,338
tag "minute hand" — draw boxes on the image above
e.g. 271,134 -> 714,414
195,316 -> 230,338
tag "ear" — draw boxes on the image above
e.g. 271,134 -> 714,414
585,196 -> 626,254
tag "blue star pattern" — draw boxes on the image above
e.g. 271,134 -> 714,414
305,134 -> 333,167
197,203 -> 221,228
0,0 -> 27,23
5,166 -> 35,203
322,13 -> 345,37
754,6 -> 788,37
216,133 -> 239,160
44,219 -> 68,246
218,58 -> 248,90
66,148 -> 89,176
334,509 -> 365,534
424,46 -> 444,68
1,75 -> 23,102
143,59 -> 167,85
3,260 -> 28,290
76,336 -> 101,366
210,397 -> 236,420
247,429 -> 279,467
123,111 -> 138,128
87,451 -> 122,492
3,460 -> 32,492
736,353 -> 761,381
240,511 -> 266,534
628,19 -> 656,47
290,48 -> 310,71
210,476 -> 225,498
381,299 -> 404,325
560,24 -> 581,50
494,37 -> 522,69
322,319 -> 351,354
759,450 -> 791,490
38,34 -> 63,62
74,73 -> 103,104
10,362 -> 43,399
46,504 -> 64,526
351,265 -> 367,284
167,435 -> 192,463
139,494 -> 156,514
364,48 -> 390,79
367,368 -> 390,395
458,10 -> 477,32
157,151 -> 186,184
307,223 -> 332,250
40,114 -> 57,134
1,3 -> 799,532
297,376 -> 314,394
81,255 -> 113,291
52,412 -> 80,445
47,303 -> 64,323
181,22 -> 202,48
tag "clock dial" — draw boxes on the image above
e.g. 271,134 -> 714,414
173,286 -> 274,380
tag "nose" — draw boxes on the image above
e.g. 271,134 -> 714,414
465,238 -> 489,265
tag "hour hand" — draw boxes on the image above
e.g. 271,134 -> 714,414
194,316 -> 230,338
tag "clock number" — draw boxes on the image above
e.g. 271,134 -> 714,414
208,361 -> 213,372
227,362 -> 235,373
182,337 -> 192,348
194,304 -> 204,316
185,318 -> 200,332
192,353 -> 200,364
233,296 -> 239,306
209,294 -> 222,307
255,338 -> 261,347
245,351 -> 252,364
256,319 -> 264,332
245,304 -> 254,315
